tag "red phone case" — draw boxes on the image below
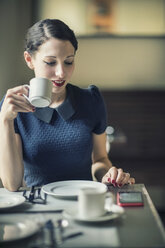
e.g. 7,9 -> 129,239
117,192 -> 144,207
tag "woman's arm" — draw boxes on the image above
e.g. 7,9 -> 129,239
0,118 -> 24,191
92,132 -> 112,182
92,132 -> 135,186
0,86 -> 34,191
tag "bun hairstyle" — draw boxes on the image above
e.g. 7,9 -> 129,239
24,19 -> 78,55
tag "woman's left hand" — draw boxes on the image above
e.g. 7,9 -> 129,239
101,166 -> 135,187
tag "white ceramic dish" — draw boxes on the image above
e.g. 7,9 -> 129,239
42,180 -> 108,199
0,194 -> 25,209
63,204 -> 124,223
0,219 -> 40,243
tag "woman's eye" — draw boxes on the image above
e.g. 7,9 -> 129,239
44,61 -> 56,66
65,61 -> 73,65
43,60 -> 73,66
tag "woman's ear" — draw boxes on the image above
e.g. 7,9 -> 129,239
24,51 -> 34,70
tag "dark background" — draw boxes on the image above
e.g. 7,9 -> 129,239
102,89 -> 165,226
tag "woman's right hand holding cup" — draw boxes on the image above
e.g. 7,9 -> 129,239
1,85 -> 35,121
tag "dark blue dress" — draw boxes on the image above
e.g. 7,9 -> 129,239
0,84 -> 107,186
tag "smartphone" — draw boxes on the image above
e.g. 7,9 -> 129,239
117,191 -> 144,207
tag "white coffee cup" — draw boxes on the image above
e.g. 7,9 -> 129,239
78,185 -> 113,219
24,77 -> 52,108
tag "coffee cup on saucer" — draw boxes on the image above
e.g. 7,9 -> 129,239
78,186 -> 113,220
23,77 -> 52,108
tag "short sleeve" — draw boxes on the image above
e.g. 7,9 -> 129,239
0,96 -> 19,134
88,85 -> 107,134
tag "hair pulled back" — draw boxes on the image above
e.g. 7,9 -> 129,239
25,19 -> 78,55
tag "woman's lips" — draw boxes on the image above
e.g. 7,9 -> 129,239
52,80 -> 65,87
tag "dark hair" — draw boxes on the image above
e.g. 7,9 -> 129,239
25,19 -> 78,55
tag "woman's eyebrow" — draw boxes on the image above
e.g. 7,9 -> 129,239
44,55 -> 75,58
44,56 -> 56,58
66,55 -> 75,58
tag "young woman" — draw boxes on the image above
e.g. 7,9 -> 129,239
0,19 -> 135,191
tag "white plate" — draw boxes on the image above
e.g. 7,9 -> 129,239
0,194 -> 25,209
0,219 -> 40,243
42,180 -> 108,199
63,204 -> 124,223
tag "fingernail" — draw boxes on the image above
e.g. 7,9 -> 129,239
32,107 -> 36,112
112,179 -> 115,184
115,183 -> 118,187
24,85 -> 29,90
119,184 -> 122,187
108,178 -> 111,183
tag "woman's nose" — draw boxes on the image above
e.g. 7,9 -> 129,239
55,64 -> 65,78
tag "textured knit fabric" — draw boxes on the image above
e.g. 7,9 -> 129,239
0,84 -> 107,186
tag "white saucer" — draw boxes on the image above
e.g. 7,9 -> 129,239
63,204 -> 124,223
0,194 -> 25,210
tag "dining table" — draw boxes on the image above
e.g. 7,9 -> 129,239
0,183 -> 165,248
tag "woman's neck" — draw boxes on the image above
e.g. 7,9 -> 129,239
49,89 -> 67,108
